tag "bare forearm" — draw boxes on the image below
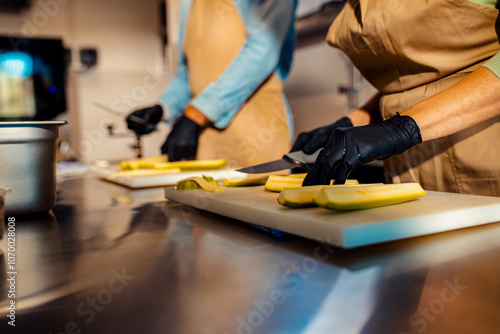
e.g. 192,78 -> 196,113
404,67 -> 500,141
347,93 -> 382,126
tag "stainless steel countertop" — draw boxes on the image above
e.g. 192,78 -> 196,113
1,175 -> 500,334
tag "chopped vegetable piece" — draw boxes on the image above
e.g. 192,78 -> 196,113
265,174 -> 359,192
120,155 -> 168,170
154,159 -> 227,171
176,179 -> 199,190
277,183 -> 383,207
264,175 -> 305,192
176,176 -> 225,192
313,183 -> 426,210
286,173 -> 308,178
201,175 -> 217,183
222,177 -> 269,187
277,185 -> 325,207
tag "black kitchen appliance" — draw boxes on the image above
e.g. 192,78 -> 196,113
0,36 -> 67,121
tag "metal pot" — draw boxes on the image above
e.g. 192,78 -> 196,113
0,121 -> 67,215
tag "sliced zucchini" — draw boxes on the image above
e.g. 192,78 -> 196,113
265,174 -> 359,193
176,176 -> 225,192
264,174 -> 308,192
154,159 -> 227,171
277,183 -> 382,208
222,177 -> 269,187
313,183 -> 426,210
120,155 -> 168,170
277,185 -> 325,207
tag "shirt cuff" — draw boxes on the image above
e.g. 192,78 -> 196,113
483,52 -> 500,78
158,99 -> 181,124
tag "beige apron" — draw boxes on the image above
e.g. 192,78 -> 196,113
327,0 -> 500,196
183,0 -> 291,168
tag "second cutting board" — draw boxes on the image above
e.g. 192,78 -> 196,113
91,164 -> 247,188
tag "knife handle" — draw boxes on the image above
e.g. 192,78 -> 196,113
283,149 -> 322,166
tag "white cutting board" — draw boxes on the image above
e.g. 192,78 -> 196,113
90,165 -> 247,188
164,186 -> 500,248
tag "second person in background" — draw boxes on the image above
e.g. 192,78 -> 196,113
127,0 -> 297,167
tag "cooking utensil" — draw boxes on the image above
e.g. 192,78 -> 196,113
236,149 -> 321,173
93,101 -> 165,158
92,101 -> 127,117
92,101 -> 167,123
93,102 -> 143,157
0,121 -> 67,215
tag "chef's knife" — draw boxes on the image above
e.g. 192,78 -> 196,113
236,149 -> 321,174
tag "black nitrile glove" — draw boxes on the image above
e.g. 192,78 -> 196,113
303,114 -> 422,186
126,105 -> 163,135
290,117 -> 353,154
161,115 -> 201,161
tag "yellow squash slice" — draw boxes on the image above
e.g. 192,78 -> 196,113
153,159 -> 227,171
277,183 -> 383,208
264,173 -> 307,192
120,155 -> 168,170
313,183 -> 426,210
120,156 -> 227,171
264,174 -> 359,192
221,177 -> 269,187
176,176 -> 225,193
277,185 -> 325,207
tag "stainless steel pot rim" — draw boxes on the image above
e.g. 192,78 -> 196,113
0,121 -> 68,126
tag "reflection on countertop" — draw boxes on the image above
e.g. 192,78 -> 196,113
1,175 -> 500,334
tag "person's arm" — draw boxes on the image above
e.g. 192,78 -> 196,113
189,0 -> 296,128
346,93 -> 383,127
159,2 -> 192,122
288,92 -> 382,154
344,57 -> 500,138
405,66 -> 500,141
159,54 -> 191,122
303,65 -> 500,186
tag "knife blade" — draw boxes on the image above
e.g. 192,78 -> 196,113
236,149 -> 322,174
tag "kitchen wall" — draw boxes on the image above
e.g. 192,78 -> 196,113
0,0 -> 170,163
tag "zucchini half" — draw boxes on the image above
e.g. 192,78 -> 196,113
313,183 -> 426,210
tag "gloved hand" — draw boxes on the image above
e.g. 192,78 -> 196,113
126,105 -> 163,135
303,114 -> 422,186
161,115 -> 201,161
290,117 -> 353,154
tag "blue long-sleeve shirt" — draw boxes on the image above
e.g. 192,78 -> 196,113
160,0 -> 297,130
